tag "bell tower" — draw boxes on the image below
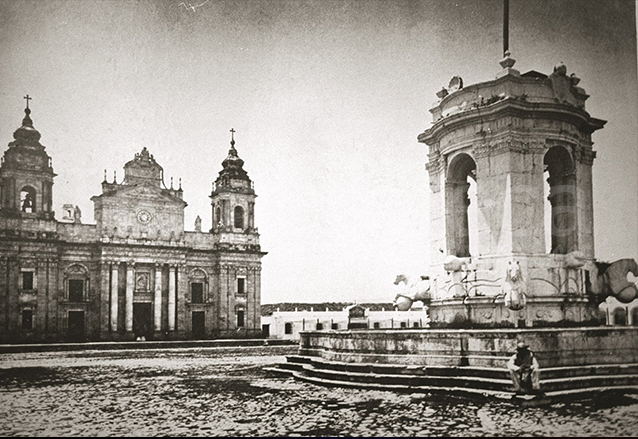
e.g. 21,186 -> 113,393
210,129 -> 258,236
0,96 -> 56,220
210,129 -> 264,338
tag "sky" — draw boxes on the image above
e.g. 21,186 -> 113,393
0,0 -> 636,304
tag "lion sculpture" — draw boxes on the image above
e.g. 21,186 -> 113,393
393,274 -> 433,311
502,261 -> 527,311
589,258 -> 638,304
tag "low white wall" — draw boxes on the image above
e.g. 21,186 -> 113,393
262,307 -> 430,340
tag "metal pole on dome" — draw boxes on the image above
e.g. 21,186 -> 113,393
503,0 -> 509,57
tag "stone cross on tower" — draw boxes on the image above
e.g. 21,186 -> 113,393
23,94 -> 32,109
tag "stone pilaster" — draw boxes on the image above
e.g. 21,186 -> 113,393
177,263 -> 187,333
168,265 -> 176,331
125,262 -> 134,332
110,263 -> 118,332
154,263 -> 162,331
219,264 -> 230,332
98,262 -> 109,336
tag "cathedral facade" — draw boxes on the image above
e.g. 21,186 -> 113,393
0,103 -> 265,342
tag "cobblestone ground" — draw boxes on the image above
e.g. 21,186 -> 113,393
1,346 -> 638,437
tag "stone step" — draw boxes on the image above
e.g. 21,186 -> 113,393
266,365 -> 638,404
279,355 -> 638,395
541,374 -> 638,391
301,364 -> 512,392
284,367 -> 513,399
287,355 -> 638,381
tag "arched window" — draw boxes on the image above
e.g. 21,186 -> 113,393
234,206 -> 244,229
284,322 -> 293,334
189,269 -> 207,304
445,154 -> 477,257
544,146 -> 577,254
66,264 -> 88,302
215,206 -> 221,227
20,186 -> 36,213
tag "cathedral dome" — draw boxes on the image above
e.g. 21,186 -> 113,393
11,108 -> 43,147
216,132 -> 251,186
222,140 -> 245,171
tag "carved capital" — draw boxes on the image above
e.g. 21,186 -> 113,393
577,147 -> 596,165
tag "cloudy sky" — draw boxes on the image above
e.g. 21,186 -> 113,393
1,0 -> 636,303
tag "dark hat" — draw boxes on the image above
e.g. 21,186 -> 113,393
516,341 -> 529,349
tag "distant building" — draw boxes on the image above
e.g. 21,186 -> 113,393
0,103 -> 265,342
261,302 -> 429,340
599,296 -> 638,326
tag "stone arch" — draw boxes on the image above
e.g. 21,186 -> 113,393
445,153 -> 477,257
20,185 -> 36,213
234,205 -> 244,229
189,268 -> 208,280
66,263 -> 88,276
544,145 -> 577,254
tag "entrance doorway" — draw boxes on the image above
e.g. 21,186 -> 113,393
68,311 -> 85,341
192,311 -> 205,338
133,303 -> 153,339
262,324 -> 270,338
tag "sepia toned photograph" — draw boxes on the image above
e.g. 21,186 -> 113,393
0,0 -> 637,436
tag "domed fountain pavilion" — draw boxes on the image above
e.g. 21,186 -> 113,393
272,44 -> 638,400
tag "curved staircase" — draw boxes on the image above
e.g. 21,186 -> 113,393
267,355 -> 638,401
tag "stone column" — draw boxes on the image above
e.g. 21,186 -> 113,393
255,267 -> 262,332
217,264 -> 230,334
110,263 -> 119,332
177,264 -> 188,333
154,264 -> 162,331
248,201 -> 255,228
575,153 -> 595,258
445,180 -> 471,258
125,262 -> 134,332
168,265 -> 176,331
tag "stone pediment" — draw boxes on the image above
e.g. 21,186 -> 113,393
109,183 -> 185,205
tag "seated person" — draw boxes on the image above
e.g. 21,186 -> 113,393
507,341 -> 543,395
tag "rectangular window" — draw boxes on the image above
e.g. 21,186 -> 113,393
400,321 -> 407,328
191,282 -> 204,303
331,323 -> 339,330
68,279 -> 84,302
21,309 -> 33,330
316,322 -> 323,330
373,322 -> 380,329
237,278 -> 245,295
22,271 -> 34,290
237,309 -> 245,327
